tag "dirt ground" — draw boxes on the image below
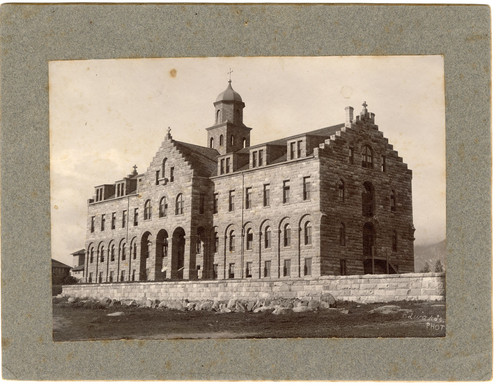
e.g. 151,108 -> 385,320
53,300 -> 446,341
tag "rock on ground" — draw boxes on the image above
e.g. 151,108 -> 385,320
107,312 -> 124,317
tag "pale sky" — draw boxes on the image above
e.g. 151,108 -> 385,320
49,56 -> 446,266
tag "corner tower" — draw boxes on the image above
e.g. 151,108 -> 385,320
206,80 -> 251,155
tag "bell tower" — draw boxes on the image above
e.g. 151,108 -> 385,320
206,76 -> 251,155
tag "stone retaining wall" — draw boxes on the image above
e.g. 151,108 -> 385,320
62,272 -> 445,304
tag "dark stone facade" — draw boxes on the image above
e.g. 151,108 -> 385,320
83,83 -> 414,283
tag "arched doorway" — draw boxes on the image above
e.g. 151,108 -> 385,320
172,227 -> 185,280
156,229 -> 168,281
140,232 -> 152,281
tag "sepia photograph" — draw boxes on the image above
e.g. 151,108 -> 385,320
50,56 -> 446,341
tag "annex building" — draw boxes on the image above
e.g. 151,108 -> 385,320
83,81 -> 415,284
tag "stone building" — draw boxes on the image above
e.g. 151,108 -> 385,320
83,80 -> 415,283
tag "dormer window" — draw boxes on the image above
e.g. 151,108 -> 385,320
290,142 -> 296,159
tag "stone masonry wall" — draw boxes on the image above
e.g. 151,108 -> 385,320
62,272 -> 444,304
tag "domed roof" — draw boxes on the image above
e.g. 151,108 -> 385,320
215,81 -> 243,103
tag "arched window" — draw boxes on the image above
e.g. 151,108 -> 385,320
219,134 -> 224,146
90,247 -> 94,263
161,237 -> 168,257
362,182 -> 375,217
175,194 -> 184,215
264,226 -> 271,249
110,244 -> 115,261
338,180 -> 345,201
235,109 -> 241,122
99,245 -> 105,262
243,137 -> 247,147
120,242 -> 126,260
214,232 -> 219,253
231,135 -> 234,146
229,230 -> 235,252
284,224 -> 291,247
390,190 -> 396,211
132,241 -> 137,260
144,200 -> 152,220
362,145 -> 373,168
392,230 -> 398,252
246,228 -> 253,250
216,109 -> 220,123
210,137 -> 214,148
196,235 -> 202,254
304,221 -> 312,245
339,223 -> 346,246
159,197 -> 167,218
162,158 -> 168,178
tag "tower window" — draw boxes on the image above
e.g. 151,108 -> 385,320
219,134 -> 224,146
210,137 -> 214,148
243,138 -> 248,147
216,110 -> 221,123
231,135 -> 234,146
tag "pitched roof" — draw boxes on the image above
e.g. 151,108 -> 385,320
52,259 -> 72,269
262,123 -> 344,147
174,140 -> 220,177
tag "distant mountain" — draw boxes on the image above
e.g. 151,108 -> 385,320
414,239 -> 446,272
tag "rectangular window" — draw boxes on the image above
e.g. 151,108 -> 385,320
340,259 -> 347,275
283,180 -> 290,204
252,151 -> 257,167
122,210 -> 127,228
303,176 -> 311,200
200,194 -> 205,214
283,259 -> 291,277
120,270 -> 125,282
304,258 -> 312,276
263,184 -> 270,207
229,190 -> 235,212
111,212 -> 116,230
98,272 -> 103,283
170,167 -> 175,182
213,193 -> 219,214
258,150 -> 263,166
213,264 -> 218,279
101,214 -> 105,231
297,140 -> 303,158
91,216 -> 95,233
220,159 -> 224,175
109,271 -> 114,283
225,158 -> 230,174
290,142 -> 296,159
381,155 -> 387,172
131,269 -> 136,282
228,263 -> 235,279
264,261 -> 271,278
156,170 -> 160,185
245,187 -> 252,209
245,262 -> 252,278
133,208 -> 138,226
88,273 -> 93,283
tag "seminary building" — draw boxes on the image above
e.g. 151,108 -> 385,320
83,80 -> 415,284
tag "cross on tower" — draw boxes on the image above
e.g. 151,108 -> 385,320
132,165 -> 137,173
362,101 -> 368,109
227,68 -> 233,82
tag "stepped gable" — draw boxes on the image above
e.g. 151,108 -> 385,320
173,140 -> 219,177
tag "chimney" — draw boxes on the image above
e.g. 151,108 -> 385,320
345,106 -> 354,126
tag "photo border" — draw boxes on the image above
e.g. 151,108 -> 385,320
0,4 -> 491,380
